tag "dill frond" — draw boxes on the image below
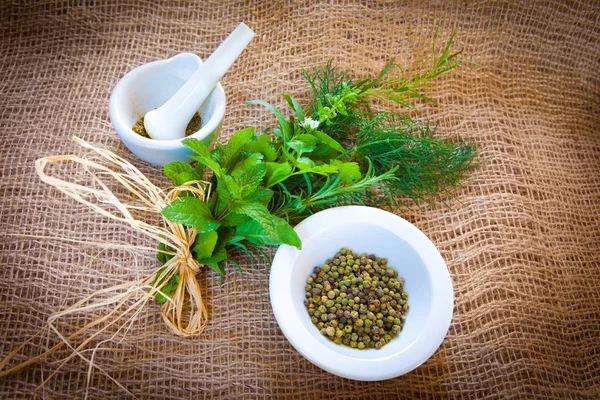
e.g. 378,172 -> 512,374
348,111 -> 477,204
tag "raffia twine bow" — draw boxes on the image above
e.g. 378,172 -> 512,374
0,137 -> 211,394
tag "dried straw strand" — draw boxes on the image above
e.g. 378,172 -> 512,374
0,137 -> 212,389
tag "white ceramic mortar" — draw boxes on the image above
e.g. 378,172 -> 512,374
109,53 -> 226,166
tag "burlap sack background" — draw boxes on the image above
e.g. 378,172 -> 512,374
1,0 -> 599,398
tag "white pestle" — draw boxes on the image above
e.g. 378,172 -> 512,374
144,23 -> 255,140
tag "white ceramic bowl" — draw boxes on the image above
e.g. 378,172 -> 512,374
269,206 -> 454,381
109,53 -> 226,166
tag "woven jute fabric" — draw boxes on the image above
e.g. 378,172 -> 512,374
1,0 -> 599,398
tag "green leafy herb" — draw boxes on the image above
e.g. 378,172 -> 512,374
153,31 -> 476,301
153,267 -> 179,304
161,197 -> 219,233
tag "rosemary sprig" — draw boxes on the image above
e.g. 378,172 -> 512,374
355,31 -> 466,108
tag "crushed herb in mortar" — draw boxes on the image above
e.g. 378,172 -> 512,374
304,248 -> 408,350
132,112 -> 202,138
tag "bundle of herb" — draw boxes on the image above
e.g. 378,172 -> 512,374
155,32 -> 475,303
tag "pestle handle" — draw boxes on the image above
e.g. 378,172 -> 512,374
144,23 -> 255,140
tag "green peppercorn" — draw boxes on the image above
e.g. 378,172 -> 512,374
304,248 -> 408,350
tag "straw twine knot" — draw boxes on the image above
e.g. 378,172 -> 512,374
175,228 -> 200,273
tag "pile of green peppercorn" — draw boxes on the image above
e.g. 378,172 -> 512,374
304,248 -> 409,350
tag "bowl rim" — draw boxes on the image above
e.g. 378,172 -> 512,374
269,205 -> 454,381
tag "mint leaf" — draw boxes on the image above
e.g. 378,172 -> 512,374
157,240 -> 175,265
274,216 -> 302,248
246,187 -> 273,205
237,164 -> 267,198
234,218 -> 276,246
153,267 -> 179,303
191,230 -> 218,260
215,226 -> 234,247
216,177 -> 233,203
220,212 -> 248,227
198,246 -> 228,265
206,260 -> 226,281
163,161 -> 203,186
244,134 -> 277,161
195,227 -> 232,281
265,162 -> 292,187
229,200 -> 300,248
231,153 -> 264,176
161,197 -> 219,233
229,201 -> 276,233
234,216 -> 301,248
182,138 -> 222,177
198,246 -> 228,281
219,127 -> 255,169
222,175 -> 242,199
